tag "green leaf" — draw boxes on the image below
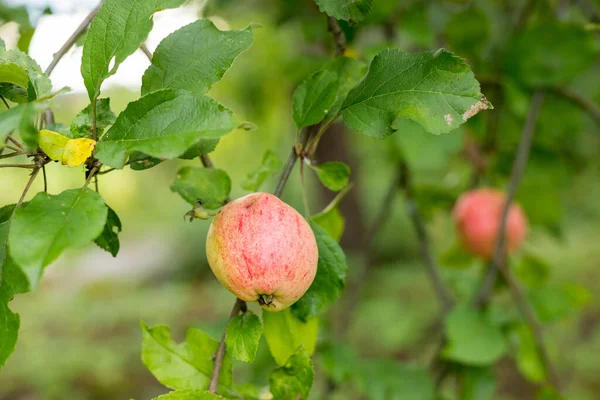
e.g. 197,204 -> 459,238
341,49 -> 488,137
312,206 -> 344,242
315,0 -> 373,22
460,367 -> 496,400
292,69 -> 339,129
152,390 -> 225,400
312,161 -> 350,191
443,304 -> 507,366
262,308 -> 318,365
129,152 -> 163,171
0,4 -> 34,53
0,41 -> 52,101
8,188 -> 108,288
357,360 -> 434,400
0,282 -> 19,369
291,220 -> 347,320
179,138 -> 220,160
321,57 -> 367,126
95,90 -> 236,169
0,204 -> 15,286
171,167 -> 231,210
528,284 -> 591,323
93,205 -> 122,257
514,324 -> 545,384
268,347 -> 314,400
141,322 -> 232,391
2,256 -> 28,295
81,0 -> 186,100
0,101 -> 44,150
70,98 -> 116,139
506,21 -> 597,88
141,19 -> 253,95
514,253 -> 550,289
225,310 -> 262,363
241,149 -> 282,192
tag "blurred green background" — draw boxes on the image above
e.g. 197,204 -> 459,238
1,0 -> 600,399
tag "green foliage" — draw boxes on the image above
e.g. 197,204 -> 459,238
315,0 -> 373,22
171,167 -> 231,210
241,150 -> 282,192
95,90 -> 236,168
292,69 -> 339,129
9,189 -> 108,288
515,252 -> 551,288
357,360 -> 434,400
0,4 -> 34,53
443,304 -> 507,366
311,161 -> 350,191
291,220 -> 347,320
341,49 -> 488,137
0,40 -> 52,102
0,101 -> 45,149
444,7 -> 490,61
321,57 -> 366,125
225,310 -> 262,363
506,21 -> 597,88
514,324 -> 545,384
152,390 -> 224,400
141,20 -> 253,95
312,206 -> 345,241
268,347 -> 314,400
70,98 -> 116,139
140,322 -> 232,391
262,308 -> 318,365
528,284 -> 591,323
179,138 -> 220,160
460,367 -> 496,400
81,0 -> 186,100
93,205 -> 122,257
0,282 -> 19,368
0,204 -> 15,284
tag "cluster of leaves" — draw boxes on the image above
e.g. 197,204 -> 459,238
1,0 -> 598,399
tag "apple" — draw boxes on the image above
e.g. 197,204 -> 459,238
453,189 -> 527,259
206,192 -> 318,311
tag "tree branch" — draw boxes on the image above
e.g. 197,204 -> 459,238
327,16 -> 346,57
45,2 -> 102,76
140,42 -> 153,61
399,160 -> 454,313
208,297 -> 247,393
0,164 -> 36,169
553,87 -> 600,126
474,91 -> 544,307
16,168 -> 40,207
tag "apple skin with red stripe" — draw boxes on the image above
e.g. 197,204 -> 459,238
453,189 -> 528,260
206,192 -> 318,311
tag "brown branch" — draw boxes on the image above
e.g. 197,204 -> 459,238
327,16 -> 346,57
16,168 -> 41,207
200,154 -> 214,169
140,42 -> 153,61
399,160 -> 454,313
0,164 -> 36,169
45,2 -> 102,76
0,152 -> 25,159
208,298 -> 247,392
6,136 -> 24,151
42,164 -> 47,192
474,91 -> 545,307
553,87 -> 600,126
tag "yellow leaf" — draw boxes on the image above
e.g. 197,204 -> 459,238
63,138 -> 96,167
38,129 -> 96,168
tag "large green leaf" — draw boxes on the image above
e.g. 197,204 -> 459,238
152,390 -> 225,400
292,69 -> 339,129
171,167 -> 231,210
291,220 -> 347,320
141,322 -> 232,391
81,0 -> 186,100
95,90 -> 236,168
268,347 -> 314,400
0,40 -> 51,101
442,305 -> 507,366
241,149 -> 282,192
70,98 -> 116,139
341,49 -> 488,137
142,19 -> 253,95
225,310 -> 262,363
8,189 -> 108,288
506,21 -> 597,88
262,308 -> 318,366
0,282 -> 19,369
315,0 -> 373,22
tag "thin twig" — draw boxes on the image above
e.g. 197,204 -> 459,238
208,298 -> 247,393
44,2 -> 102,75
0,164 -> 36,169
6,136 -> 24,150
42,164 -> 47,192
140,42 -> 153,61
327,16 -> 346,57
84,165 -> 99,188
553,87 -> 600,126
273,147 -> 299,198
200,154 -> 214,169
299,161 -> 310,215
399,160 -> 454,313
474,91 -> 545,307
17,168 -> 40,207
0,152 -> 25,159
0,95 -> 10,109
